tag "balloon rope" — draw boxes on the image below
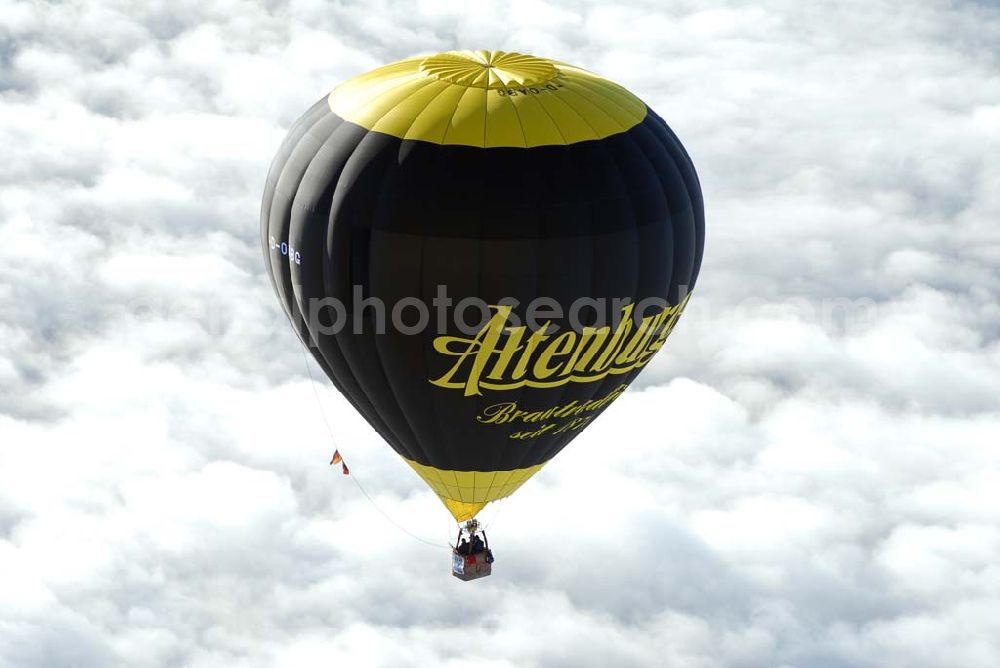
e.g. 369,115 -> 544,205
482,496 -> 508,532
298,346 -> 451,550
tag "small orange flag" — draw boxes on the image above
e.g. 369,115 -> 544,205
330,450 -> 349,475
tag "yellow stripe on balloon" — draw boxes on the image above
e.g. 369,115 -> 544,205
328,50 -> 647,148
403,457 -> 548,521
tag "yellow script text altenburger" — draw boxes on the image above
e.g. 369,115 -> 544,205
430,296 -> 691,396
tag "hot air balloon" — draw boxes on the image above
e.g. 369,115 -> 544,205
261,50 -> 704,577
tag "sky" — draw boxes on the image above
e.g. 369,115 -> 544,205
1,0 -> 999,666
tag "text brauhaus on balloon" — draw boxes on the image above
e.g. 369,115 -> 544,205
431,296 -> 691,397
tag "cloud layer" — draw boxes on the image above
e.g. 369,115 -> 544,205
1,0 -> 999,666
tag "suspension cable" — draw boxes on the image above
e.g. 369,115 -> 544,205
298,346 -> 451,550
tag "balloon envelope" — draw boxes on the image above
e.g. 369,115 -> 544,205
262,50 -> 704,521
